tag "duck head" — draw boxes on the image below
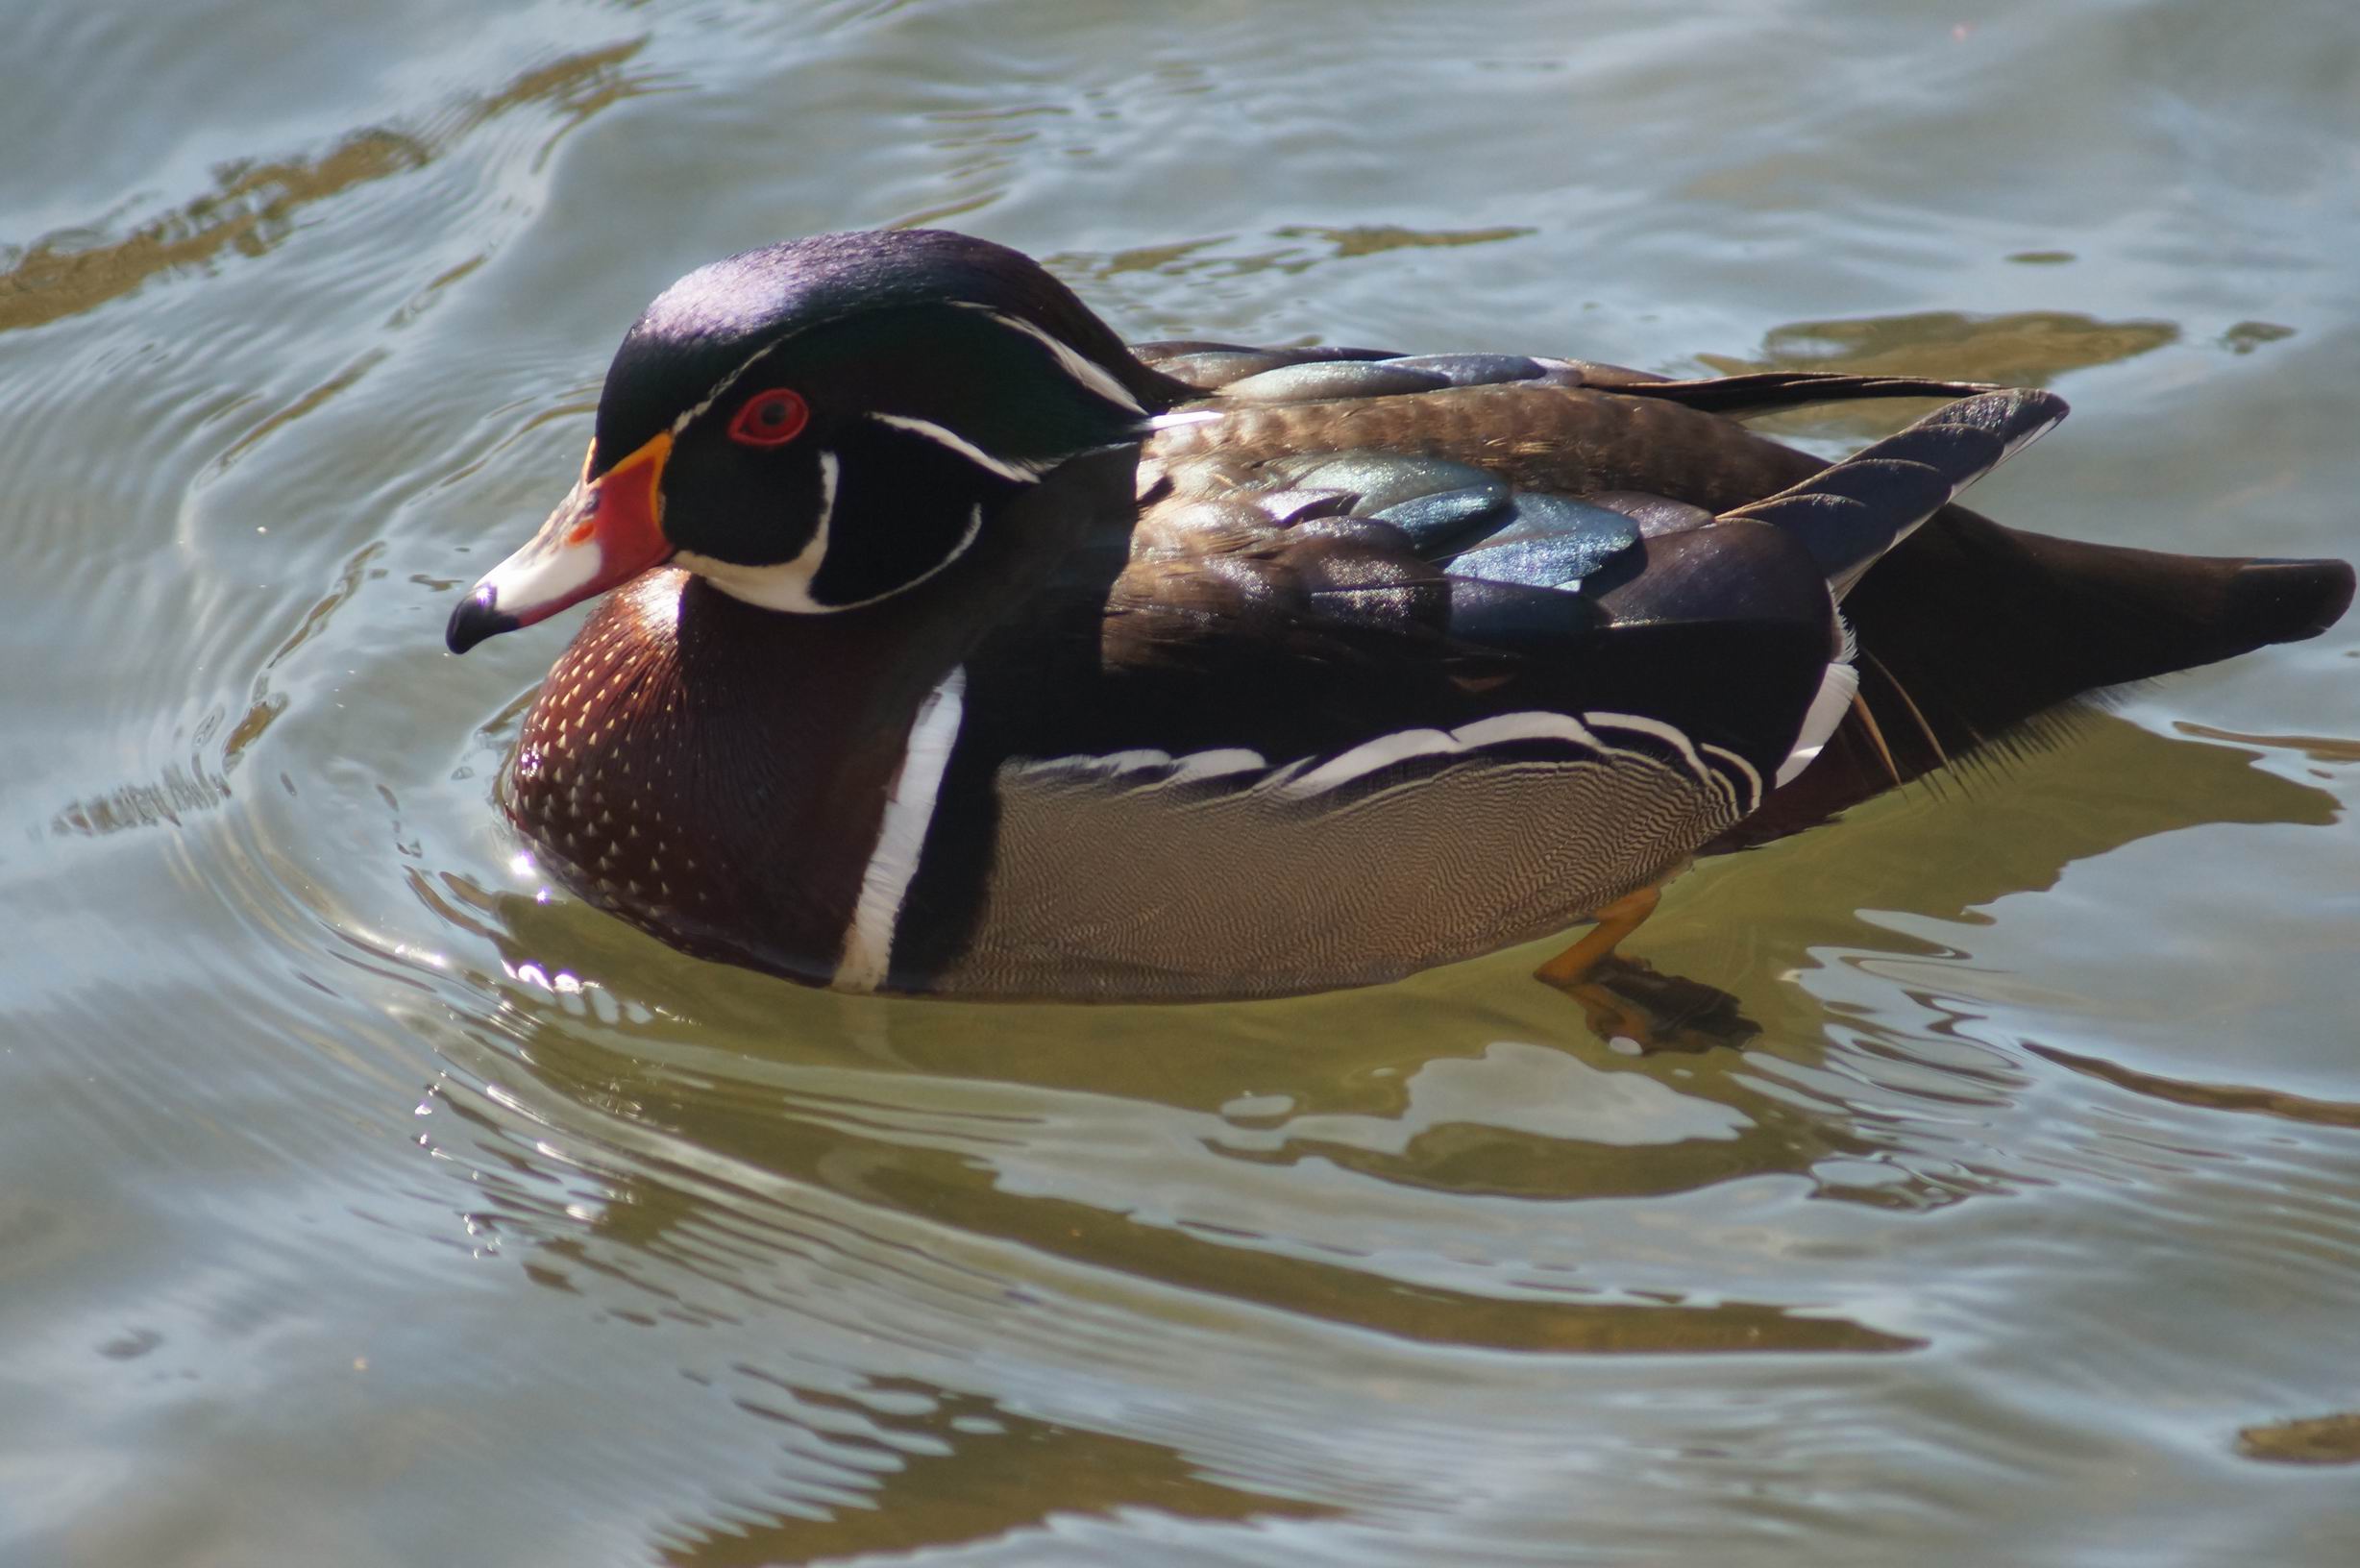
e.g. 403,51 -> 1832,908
447,229 -> 1183,652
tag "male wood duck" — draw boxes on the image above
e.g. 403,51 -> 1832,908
446,229 -> 2353,1003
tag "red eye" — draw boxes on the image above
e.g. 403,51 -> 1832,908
727,388 -> 808,447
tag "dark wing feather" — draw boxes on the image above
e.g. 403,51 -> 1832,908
1045,405 -> 1848,780
1104,341 -> 2351,839
1717,389 -> 2068,591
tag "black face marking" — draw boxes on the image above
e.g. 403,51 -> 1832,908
660,409 -> 832,570
805,417 -> 1028,607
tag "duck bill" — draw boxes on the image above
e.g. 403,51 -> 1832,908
445,432 -> 674,654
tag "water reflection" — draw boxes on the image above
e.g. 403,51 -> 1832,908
433,969 -> 1920,1354
51,757 -> 231,837
0,39 -> 656,334
1048,223 -> 1536,289
1699,308 -> 2182,441
2239,1411 -> 2360,1466
1712,308 -> 2180,383
656,1379 -> 1334,1566
2028,1044 -> 2360,1133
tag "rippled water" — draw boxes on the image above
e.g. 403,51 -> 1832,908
6,0 -> 2358,1562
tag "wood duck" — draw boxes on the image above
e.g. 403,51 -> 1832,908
446,229 -> 2353,1002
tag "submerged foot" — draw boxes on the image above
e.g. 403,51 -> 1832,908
1545,953 -> 1759,1053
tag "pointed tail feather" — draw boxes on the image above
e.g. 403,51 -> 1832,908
1713,511 -> 2354,845
1718,390 -> 2070,597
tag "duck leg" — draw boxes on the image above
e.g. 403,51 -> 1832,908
1534,880 -> 1668,988
1535,870 -> 1758,1049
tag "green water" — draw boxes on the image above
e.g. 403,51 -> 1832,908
5,1 -> 2358,1562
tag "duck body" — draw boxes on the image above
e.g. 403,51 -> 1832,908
450,230 -> 2353,1001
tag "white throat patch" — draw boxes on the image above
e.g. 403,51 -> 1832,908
674,450 -> 840,614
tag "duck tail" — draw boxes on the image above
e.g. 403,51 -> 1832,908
1852,512 -> 2353,735
1718,389 -> 2070,598
1720,506 -> 2354,843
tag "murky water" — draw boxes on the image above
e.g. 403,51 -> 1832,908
6,1 -> 2358,1562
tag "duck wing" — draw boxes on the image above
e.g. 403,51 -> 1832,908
1130,342 -> 2353,833
1063,375 -> 2063,782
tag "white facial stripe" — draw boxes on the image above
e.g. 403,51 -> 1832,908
836,665 -> 969,992
673,287 -> 1158,442
869,412 -> 1048,485
674,335 -> 796,434
958,304 -> 1147,416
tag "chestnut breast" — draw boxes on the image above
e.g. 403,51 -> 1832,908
503,571 -> 915,981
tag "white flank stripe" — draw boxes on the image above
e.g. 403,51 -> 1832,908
1164,747 -> 1267,784
1699,743 -> 1764,814
968,306 -> 1148,415
1278,728 -> 1452,795
1016,746 -> 1270,786
1020,707 -> 1760,819
1584,712 -> 1708,772
835,665 -> 969,992
1276,712 -> 1610,797
870,412 -> 1047,485
1584,711 -> 1755,816
1774,659 -> 1861,787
